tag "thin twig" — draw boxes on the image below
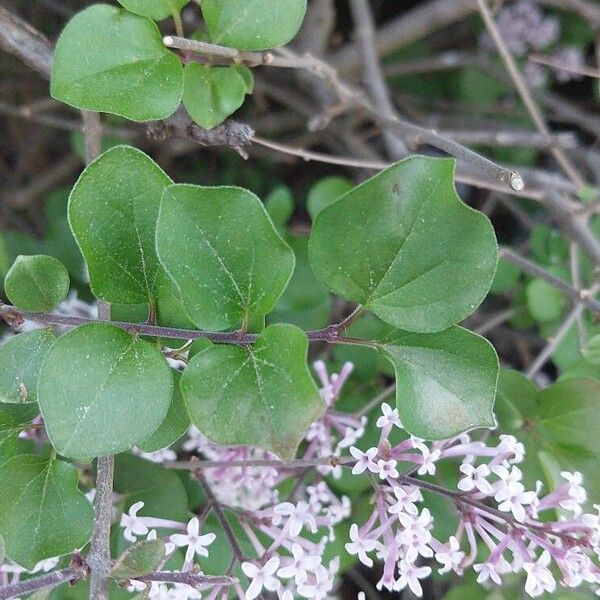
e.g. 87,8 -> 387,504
354,384 -> 396,419
194,468 -> 246,568
500,248 -> 600,314
476,0 -> 585,188
349,0 -> 407,157
135,571 -> 236,587
0,565 -> 87,600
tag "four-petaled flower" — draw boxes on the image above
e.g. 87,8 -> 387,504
377,458 -> 399,480
435,536 -> 464,574
376,403 -> 401,429
241,557 -> 281,600
394,559 -> 431,597
458,463 -> 493,495
170,517 -> 216,563
120,501 -> 149,543
274,501 -> 318,537
523,551 -> 556,597
349,446 -> 379,475
345,524 -> 378,567
277,543 -> 321,585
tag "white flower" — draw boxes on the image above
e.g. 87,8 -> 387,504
457,463 -> 493,495
396,508 -> 433,557
523,551 -> 556,597
376,403 -> 401,429
297,564 -> 334,599
277,543 -> 321,585
388,485 -> 420,519
241,557 -> 281,600
121,501 -> 149,542
393,559 -> 431,597
473,561 -> 503,585
274,501 -> 317,537
414,443 -> 441,476
349,446 -> 379,475
345,523 -> 378,567
169,517 -> 216,563
492,465 -> 535,522
560,471 -> 587,515
377,458 -> 399,480
497,434 -> 525,463
435,536 -> 464,574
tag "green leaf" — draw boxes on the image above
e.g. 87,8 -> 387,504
156,184 -> 295,330
0,329 -> 57,404
114,454 -> 189,521
268,235 -> 331,330
526,277 -> 566,322
307,176 -> 353,220
51,5 -> 183,121
582,334 -> 600,365
181,324 -> 323,460
38,323 -> 172,459
381,326 -> 498,439
265,186 -> 294,229
5,255 -> 69,312
0,404 -> 39,468
0,454 -> 93,569
110,539 -> 166,580
309,156 -> 498,333
138,373 -> 189,453
200,0 -> 307,50
116,0 -> 188,20
496,373 -> 600,499
69,146 -> 172,304
183,64 -> 247,129
232,65 -> 254,93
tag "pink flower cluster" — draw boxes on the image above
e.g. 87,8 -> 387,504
346,403 -> 600,597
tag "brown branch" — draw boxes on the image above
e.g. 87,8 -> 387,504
0,563 -> 87,600
476,0 -> 585,188
500,247 -> 600,314
134,571 -> 236,587
0,4 -> 53,79
349,0 -> 407,158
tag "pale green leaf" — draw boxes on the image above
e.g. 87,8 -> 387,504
116,0 -> 188,20
381,326 -> 498,439
69,146 -> 172,304
309,156 -> 498,333
0,329 -> 56,404
181,324 -> 323,460
183,64 -> 247,129
156,184 -> 294,330
38,323 -> 172,459
200,0 -> 307,50
0,454 -> 93,569
110,539 -> 166,580
5,255 -> 69,312
51,5 -> 183,121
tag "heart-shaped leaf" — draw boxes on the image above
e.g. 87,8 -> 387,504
38,323 -> 173,459
380,326 -> 498,439
156,184 -> 294,330
69,146 -> 172,305
51,5 -> 183,121
0,454 -> 93,569
180,324 -> 323,460
183,64 -> 247,128
309,156 -> 498,333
